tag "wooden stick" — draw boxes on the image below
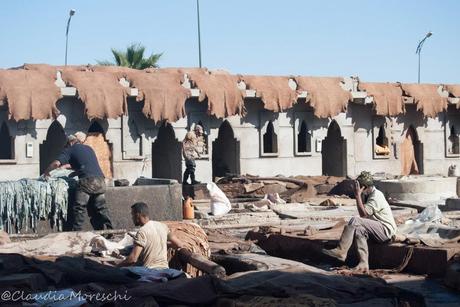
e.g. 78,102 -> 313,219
237,176 -> 306,187
178,248 -> 226,278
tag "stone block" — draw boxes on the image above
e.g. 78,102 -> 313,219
376,176 -> 457,202
104,184 -> 183,229
369,243 -> 460,277
444,198 -> 460,212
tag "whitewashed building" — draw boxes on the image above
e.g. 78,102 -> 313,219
0,64 -> 459,183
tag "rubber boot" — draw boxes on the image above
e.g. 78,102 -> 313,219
322,225 -> 355,262
352,235 -> 369,272
190,172 -> 201,185
183,171 -> 190,185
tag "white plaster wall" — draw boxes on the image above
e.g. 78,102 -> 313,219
0,109 -> 40,180
350,104 -> 455,177
2,96 -> 460,182
351,104 -> 401,176
234,101 -> 326,177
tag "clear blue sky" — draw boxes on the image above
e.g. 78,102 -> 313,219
1,0 -> 459,83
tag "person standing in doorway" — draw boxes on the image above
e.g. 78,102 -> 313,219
182,131 -> 201,184
44,132 -> 113,231
194,124 -> 207,156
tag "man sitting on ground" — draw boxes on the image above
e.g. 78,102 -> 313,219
322,171 -> 397,272
117,202 -> 183,268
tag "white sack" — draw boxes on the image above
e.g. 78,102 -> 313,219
207,182 -> 232,216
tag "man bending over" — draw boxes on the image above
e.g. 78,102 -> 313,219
44,133 -> 113,231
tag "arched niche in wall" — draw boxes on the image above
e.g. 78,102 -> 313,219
39,121 -> 67,174
151,122 -> 182,182
263,121 -> 278,154
259,111 -> 279,157
322,120 -> 347,176
400,125 -> 423,175
0,122 -> 14,160
449,125 -> 460,155
212,120 -> 240,180
84,121 -> 113,179
297,120 -> 312,154
374,125 -> 391,158
293,111 -> 314,156
446,124 -> 460,157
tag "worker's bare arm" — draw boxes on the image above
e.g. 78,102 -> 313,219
117,244 -> 143,267
354,181 -> 369,218
168,233 -> 184,250
43,160 -> 62,177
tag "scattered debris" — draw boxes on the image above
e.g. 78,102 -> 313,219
2,173 -> 460,305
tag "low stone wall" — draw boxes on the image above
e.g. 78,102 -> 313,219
30,183 -> 183,234
375,176 -> 458,202
104,184 -> 183,229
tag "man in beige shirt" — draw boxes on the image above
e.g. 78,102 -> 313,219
322,171 -> 396,272
117,202 -> 183,269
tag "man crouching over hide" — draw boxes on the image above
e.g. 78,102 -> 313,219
117,202 -> 184,269
322,171 -> 397,272
44,132 -> 113,231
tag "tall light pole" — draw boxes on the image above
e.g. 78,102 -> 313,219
65,9 -> 76,66
415,31 -> 432,84
196,0 -> 202,68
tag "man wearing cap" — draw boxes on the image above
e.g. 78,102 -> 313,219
322,171 -> 397,272
44,132 -> 113,231
194,124 -> 207,156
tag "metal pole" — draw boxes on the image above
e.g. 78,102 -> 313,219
65,10 -> 75,66
65,33 -> 69,66
196,0 -> 202,68
418,50 -> 421,84
415,32 -> 432,84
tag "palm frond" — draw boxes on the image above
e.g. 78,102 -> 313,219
96,60 -> 114,66
111,48 -> 125,66
98,44 -> 162,69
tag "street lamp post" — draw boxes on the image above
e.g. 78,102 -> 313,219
415,31 -> 432,84
196,0 -> 202,68
65,9 -> 76,66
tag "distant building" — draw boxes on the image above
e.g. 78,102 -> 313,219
0,64 -> 459,183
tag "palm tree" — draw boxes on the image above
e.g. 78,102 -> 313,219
97,43 -> 162,69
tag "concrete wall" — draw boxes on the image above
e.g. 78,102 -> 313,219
30,183 -> 183,234
1,97 -> 459,183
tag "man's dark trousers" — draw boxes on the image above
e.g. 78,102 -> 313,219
73,176 -> 113,231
